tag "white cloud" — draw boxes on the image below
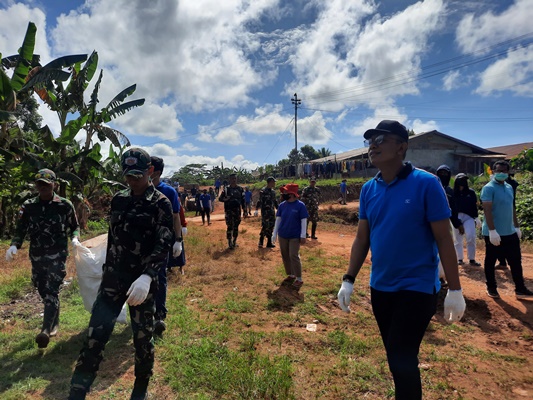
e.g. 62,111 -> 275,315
455,0 -> 533,96
179,142 -> 200,152
411,119 -> 439,133
214,128 -> 243,145
50,0 -> 280,114
475,45 -> 533,97
442,70 -> 461,91
455,0 -> 532,54
288,0 -> 445,110
0,3 -> 51,61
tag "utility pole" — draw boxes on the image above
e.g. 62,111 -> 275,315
291,93 -> 301,154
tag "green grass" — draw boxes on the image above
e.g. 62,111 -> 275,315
0,269 -> 32,303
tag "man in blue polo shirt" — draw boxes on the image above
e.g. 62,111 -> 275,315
481,160 -> 533,299
337,120 -> 466,400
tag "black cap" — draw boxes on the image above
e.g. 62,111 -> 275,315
266,176 -> 276,182
364,120 -> 409,141
455,173 -> 468,180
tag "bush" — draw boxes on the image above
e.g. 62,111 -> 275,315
515,172 -> 533,240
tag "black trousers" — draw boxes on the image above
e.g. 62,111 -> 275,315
371,288 -> 437,400
484,234 -> 525,291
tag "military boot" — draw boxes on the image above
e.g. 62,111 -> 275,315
131,378 -> 149,400
266,238 -> 276,248
258,235 -> 264,248
311,223 -> 318,240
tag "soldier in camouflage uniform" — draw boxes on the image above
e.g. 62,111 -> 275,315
218,173 -> 245,249
6,168 -> 80,349
301,177 -> 320,240
257,176 -> 278,248
68,148 -> 174,400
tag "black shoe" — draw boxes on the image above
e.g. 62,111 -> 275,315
311,236 -> 318,240
68,387 -> 88,400
306,233 -> 310,238
131,378 -> 149,400
469,260 -> 481,266
516,288 -> 533,299
458,259 -> 464,266
35,332 -> 50,348
266,243 -> 276,248
487,288 -> 500,299
154,320 -> 166,336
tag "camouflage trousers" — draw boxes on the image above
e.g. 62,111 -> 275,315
225,208 -> 241,240
31,256 -> 66,333
260,211 -> 276,239
307,207 -> 319,223
70,269 -> 157,392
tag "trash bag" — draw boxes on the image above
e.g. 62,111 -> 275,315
74,235 -> 128,324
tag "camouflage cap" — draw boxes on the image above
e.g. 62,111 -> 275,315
122,147 -> 151,177
35,168 -> 56,184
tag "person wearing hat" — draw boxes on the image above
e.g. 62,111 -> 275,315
271,183 -> 309,289
301,177 -> 320,239
69,148 -> 174,400
339,179 -> 348,205
5,168 -> 81,349
256,177 -> 278,248
337,120 -> 465,400
452,173 -> 481,266
218,173 -> 245,249
149,156 -> 183,337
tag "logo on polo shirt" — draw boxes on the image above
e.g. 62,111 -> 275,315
405,199 -> 411,204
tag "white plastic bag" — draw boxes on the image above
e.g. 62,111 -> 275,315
75,234 -> 128,324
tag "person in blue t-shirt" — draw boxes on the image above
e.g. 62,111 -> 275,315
339,179 -> 347,205
244,186 -> 253,216
272,183 -> 309,290
337,120 -> 466,400
199,189 -> 212,225
481,160 -> 532,299
150,157 -> 183,337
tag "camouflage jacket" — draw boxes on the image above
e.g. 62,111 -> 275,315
218,185 -> 245,212
11,193 -> 80,261
301,186 -> 320,209
257,187 -> 278,213
105,185 -> 174,280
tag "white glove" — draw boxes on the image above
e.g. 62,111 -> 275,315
515,227 -> 522,240
126,274 -> 152,306
337,281 -> 354,313
254,210 -> 258,217
71,237 -> 82,247
474,218 -> 481,228
443,289 -> 466,323
5,245 -> 17,261
489,229 -> 501,246
271,233 -> 277,244
173,241 -> 183,257
182,227 -> 188,236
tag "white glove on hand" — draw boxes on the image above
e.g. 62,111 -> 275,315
126,274 -> 152,306
489,229 -> 501,246
338,281 -> 354,313
173,241 -> 183,257
182,227 -> 188,236
271,233 -> 277,244
5,245 -> 17,261
515,227 -> 522,240
254,210 -> 258,217
443,289 -> 466,323
71,237 -> 82,247
474,218 -> 481,229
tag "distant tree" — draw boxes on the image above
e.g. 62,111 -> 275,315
300,144 -> 320,161
318,147 -> 331,157
511,148 -> 533,172
408,129 -> 415,136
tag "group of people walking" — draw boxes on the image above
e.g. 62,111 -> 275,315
4,119 -> 532,400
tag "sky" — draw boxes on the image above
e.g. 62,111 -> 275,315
1,0 -> 532,176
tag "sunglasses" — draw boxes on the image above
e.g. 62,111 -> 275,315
364,134 -> 388,147
35,172 -> 54,181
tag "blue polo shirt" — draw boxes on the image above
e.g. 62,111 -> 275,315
480,179 -> 515,236
359,163 -> 450,294
244,191 -> 253,204
340,181 -> 347,193
155,181 -> 181,213
276,200 -> 309,239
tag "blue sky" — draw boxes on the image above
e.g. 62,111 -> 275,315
1,0 -> 532,175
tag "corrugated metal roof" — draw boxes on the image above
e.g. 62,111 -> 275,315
486,142 -> 533,159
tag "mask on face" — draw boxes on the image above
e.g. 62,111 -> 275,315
281,193 -> 290,201
438,174 -> 450,188
494,172 -> 508,182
